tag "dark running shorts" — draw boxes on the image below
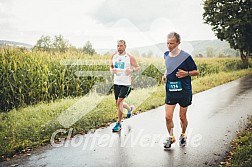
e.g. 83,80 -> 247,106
114,84 -> 131,100
165,94 -> 192,108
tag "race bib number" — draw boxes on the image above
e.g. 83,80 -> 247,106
114,62 -> 125,69
168,81 -> 182,91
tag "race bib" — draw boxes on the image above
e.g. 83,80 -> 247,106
168,81 -> 182,91
114,61 -> 125,69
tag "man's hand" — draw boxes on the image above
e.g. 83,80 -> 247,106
110,68 -> 119,75
125,67 -> 133,76
176,69 -> 188,78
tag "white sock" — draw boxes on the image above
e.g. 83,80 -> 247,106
170,128 -> 174,137
127,107 -> 132,113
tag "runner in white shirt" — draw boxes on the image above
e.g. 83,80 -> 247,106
110,40 -> 140,132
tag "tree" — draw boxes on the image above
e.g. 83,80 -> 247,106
206,47 -> 214,57
198,53 -> 204,58
52,35 -> 70,53
218,53 -> 225,58
82,41 -> 96,56
203,0 -> 252,64
33,35 -> 52,51
33,35 -> 70,52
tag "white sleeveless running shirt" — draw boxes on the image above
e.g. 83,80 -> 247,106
112,53 -> 131,85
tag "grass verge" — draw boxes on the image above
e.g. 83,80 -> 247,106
220,116 -> 252,167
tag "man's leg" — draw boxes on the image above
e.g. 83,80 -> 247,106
179,106 -> 188,134
179,106 -> 188,146
123,102 -> 134,118
112,98 -> 124,132
113,85 -> 132,132
116,98 -> 125,123
164,104 -> 176,149
123,102 -> 130,110
120,86 -> 132,118
165,104 -> 176,136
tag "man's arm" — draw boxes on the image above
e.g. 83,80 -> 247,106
162,58 -> 167,84
128,53 -> 140,72
110,53 -> 116,74
188,70 -> 199,76
176,69 -> 199,78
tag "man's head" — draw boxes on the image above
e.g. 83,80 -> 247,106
166,32 -> 181,52
117,40 -> 126,54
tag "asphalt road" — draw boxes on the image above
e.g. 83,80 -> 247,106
1,75 -> 252,167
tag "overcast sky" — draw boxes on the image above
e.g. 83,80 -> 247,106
0,0 -> 216,49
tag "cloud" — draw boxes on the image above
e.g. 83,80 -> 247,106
90,0 -> 169,31
0,0 -> 16,23
0,0 -> 107,45
0,0 -> 20,41
90,0 -> 201,31
88,0 -> 215,42
0,0 -> 215,48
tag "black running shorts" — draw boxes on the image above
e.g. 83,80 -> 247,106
165,94 -> 192,108
114,84 -> 131,100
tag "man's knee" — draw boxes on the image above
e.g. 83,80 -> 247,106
116,99 -> 123,107
165,116 -> 173,123
179,115 -> 187,123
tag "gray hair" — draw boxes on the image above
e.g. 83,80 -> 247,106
167,32 -> 181,43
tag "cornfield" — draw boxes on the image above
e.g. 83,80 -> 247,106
0,47 -> 250,112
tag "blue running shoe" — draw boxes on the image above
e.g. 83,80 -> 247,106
126,105 -> 134,118
112,122 -> 121,132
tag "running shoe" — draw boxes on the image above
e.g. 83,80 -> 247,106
112,122 -> 121,132
179,134 -> 187,147
126,105 -> 135,118
163,136 -> 176,149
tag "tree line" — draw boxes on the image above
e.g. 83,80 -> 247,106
32,34 -> 96,55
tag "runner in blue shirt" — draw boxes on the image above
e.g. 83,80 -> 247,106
162,32 -> 199,149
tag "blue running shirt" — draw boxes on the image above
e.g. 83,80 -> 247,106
164,50 -> 197,98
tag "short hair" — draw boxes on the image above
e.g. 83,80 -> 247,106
117,40 -> 126,46
167,32 -> 181,43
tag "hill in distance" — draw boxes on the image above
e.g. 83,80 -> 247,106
0,39 -> 239,57
0,40 -> 33,49
97,39 -> 239,57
